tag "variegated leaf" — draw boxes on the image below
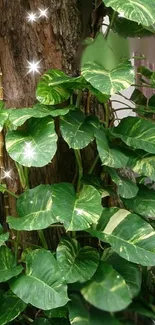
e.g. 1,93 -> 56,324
52,183 -> 102,231
129,154 -> 155,181
88,208 -> 155,266
56,238 -> 99,283
0,110 -> 8,131
7,185 -> 55,231
123,185 -> 155,219
6,117 -> 57,167
10,249 -> 69,310
0,291 -> 27,325
0,246 -> 23,282
81,61 -> 134,96
103,0 -> 155,26
95,129 -> 129,168
0,224 -> 9,246
9,104 -> 74,127
60,110 -> 99,149
107,167 -> 138,198
112,116 -> 155,154
81,262 -> 131,312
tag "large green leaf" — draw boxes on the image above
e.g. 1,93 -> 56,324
112,15 -> 154,37
129,154 -> 155,181
104,253 -> 142,297
7,185 -> 55,231
112,116 -> 155,154
81,61 -> 134,96
6,117 -> 57,167
95,129 -> 129,168
69,294 -> 122,325
44,306 -> 68,319
60,110 -> 99,149
52,183 -> 102,231
56,238 -> 99,283
9,104 -> 73,127
107,167 -> 138,198
81,262 -> 131,312
0,246 -> 23,282
10,249 -> 69,310
0,291 -> 26,325
123,185 -> 155,219
0,109 -> 8,131
103,0 -> 155,26
0,224 -> 9,246
88,208 -> 155,266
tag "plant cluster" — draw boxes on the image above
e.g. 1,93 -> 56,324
0,0 -> 155,324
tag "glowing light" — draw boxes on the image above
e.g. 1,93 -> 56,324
118,12 -> 125,18
1,170 -> 12,179
27,12 -> 38,23
26,60 -> 41,75
75,208 -> 84,216
23,142 -> 35,160
38,8 -> 48,18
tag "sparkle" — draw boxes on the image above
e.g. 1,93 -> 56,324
26,60 -> 41,75
1,170 -> 12,180
38,8 -> 48,18
118,12 -> 125,18
23,142 -> 35,160
27,12 -> 38,23
75,208 -> 84,216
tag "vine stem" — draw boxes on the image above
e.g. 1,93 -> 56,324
74,149 -> 83,192
14,231 -> 20,264
15,162 -> 27,189
88,155 -> 99,174
105,11 -> 116,39
0,185 -> 18,199
38,230 -> 48,250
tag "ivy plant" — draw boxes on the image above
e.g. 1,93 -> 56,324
0,1 -> 155,324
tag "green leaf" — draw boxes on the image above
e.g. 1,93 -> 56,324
60,110 -> 99,149
0,291 -> 26,325
107,167 -> 138,198
10,249 -> 69,310
56,238 -> 99,283
44,306 -> 68,319
103,0 -> 155,26
0,246 -> 23,282
7,185 -> 55,231
112,15 -> 154,37
52,183 -> 102,231
95,129 -> 129,168
88,208 -> 155,266
129,154 -> 155,182
6,117 -> 57,167
123,185 -> 155,219
129,302 -> 155,320
81,61 -> 134,96
105,252 -> 142,297
0,109 -> 8,131
69,294 -> 122,325
112,116 -> 155,154
0,224 -> 9,246
81,261 -> 131,312
36,70 -> 72,105
9,104 -> 73,127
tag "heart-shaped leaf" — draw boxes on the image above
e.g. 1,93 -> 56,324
107,167 -> 138,198
0,109 -> 8,131
95,129 -> 129,168
56,238 -> 99,283
60,110 -> 99,149
7,185 -> 55,231
9,104 -> 73,127
103,0 -> 155,26
0,246 -> 23,282
104,252 -> 142,297
52,183 -> 102,231
123,185 -> 155,219
81,262 -> 131,312
10,249 -> 69,310
0,225 -> 9,246
0,291 -> 26,325
112,116 -> 155,154
88,208 -> 155,266
6,117 -> 58,167
81,61 -> 134,96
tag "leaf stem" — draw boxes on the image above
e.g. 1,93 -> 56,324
38,230 -> 48,250
0,185 -> 18,198
88,155 -> 99,174
14,231 -> 20,263
105,11 -> 116,39
74,149 -> 83,192
15,162 -> 27,189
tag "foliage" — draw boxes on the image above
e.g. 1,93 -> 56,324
0,1 -> 155,324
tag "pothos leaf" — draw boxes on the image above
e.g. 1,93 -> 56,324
0,291 -> 27,325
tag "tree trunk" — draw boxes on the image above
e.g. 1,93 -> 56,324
0,0 -> 83,247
